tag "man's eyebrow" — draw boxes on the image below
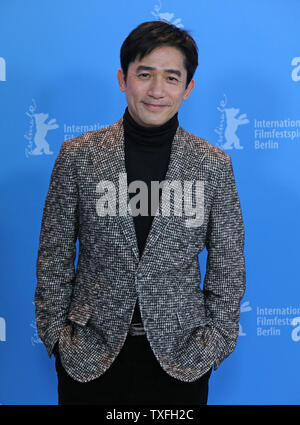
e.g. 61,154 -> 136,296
136,65 -> 182,77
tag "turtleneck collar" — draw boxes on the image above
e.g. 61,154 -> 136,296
123,106 -> 179,148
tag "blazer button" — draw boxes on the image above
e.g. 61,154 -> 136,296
136,272 -> 143,279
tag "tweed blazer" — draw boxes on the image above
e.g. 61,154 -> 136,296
34,117 -> 246,383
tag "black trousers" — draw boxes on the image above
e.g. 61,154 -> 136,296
55,333 -> 212,405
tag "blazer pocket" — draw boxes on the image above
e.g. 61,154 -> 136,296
177,308 -> 209,331
67,303 -> 93,327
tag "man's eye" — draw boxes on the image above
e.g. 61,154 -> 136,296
168,76 -> 178,82
138,73 -> 150,78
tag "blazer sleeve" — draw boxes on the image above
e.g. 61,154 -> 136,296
34,141 -> 79,357
203,154 -> 246,370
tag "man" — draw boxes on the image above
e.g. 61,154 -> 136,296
35,20 -> 246,405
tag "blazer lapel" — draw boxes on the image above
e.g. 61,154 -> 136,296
90,118 -> 140,262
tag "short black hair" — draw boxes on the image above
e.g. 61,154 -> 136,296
120,20 -> 198,88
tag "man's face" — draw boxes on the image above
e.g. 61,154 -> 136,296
117,46 -> 195,127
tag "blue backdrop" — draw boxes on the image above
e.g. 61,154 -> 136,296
0,0 -> 299,405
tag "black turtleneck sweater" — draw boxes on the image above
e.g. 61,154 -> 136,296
123,106 -> 179,324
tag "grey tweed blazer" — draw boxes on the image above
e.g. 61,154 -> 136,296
35,117 -> 246,383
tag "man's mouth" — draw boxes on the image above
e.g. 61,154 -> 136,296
143,102 -> 167,111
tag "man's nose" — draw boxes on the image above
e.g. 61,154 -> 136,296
147,76 -> 165,98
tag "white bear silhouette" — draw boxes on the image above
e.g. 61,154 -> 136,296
151,0 -> 184,28
31,112 -> 58,155
0,317 -> 6,342
239,301 -> 252,336
223,107 -> 249,150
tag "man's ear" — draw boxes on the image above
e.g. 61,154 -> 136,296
183,78 -> 195,100
117,68 -> 126,92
